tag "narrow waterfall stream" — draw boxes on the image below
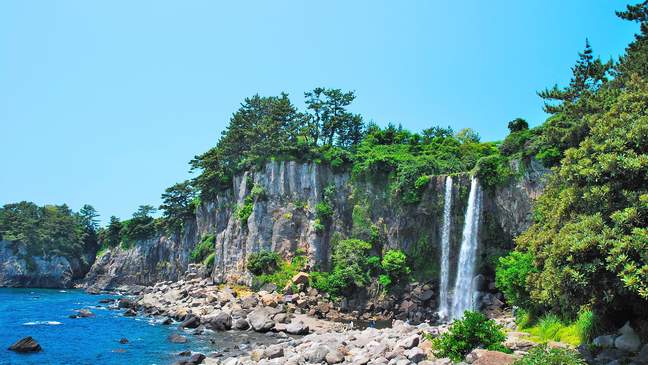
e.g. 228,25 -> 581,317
450,177 -> 482,320
437,175 -> 453,321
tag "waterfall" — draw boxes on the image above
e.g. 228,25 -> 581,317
450,177 -> 482,320
437,176 -> 453,321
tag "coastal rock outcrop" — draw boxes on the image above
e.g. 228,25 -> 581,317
8,336 -> 42,353
0,240 -> 75,288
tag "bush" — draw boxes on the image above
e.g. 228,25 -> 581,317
381,249 -> 411,281
203,252 -> 215,269
315,201 -> 333,219
247,250 -> 280,275
255,253 -> 307,290
237,202 -> 254,224
190,234 -> 215,263
495,251 -> 536,308
513,345 -> 586,365
520,311 -> 598,347
311,239 -> 373,296
378,274 -> 392,288
432,311 -> 508,362
473,155 -> 513,190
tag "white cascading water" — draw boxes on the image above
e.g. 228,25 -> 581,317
437,175 -> 453,321
450,177 -> 482,320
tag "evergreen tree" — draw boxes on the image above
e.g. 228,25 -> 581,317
103,216 -> 122,247
615,1 -> 648,81
160,181 -> 195,233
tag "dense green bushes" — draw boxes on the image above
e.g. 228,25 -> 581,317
254,251 -> 307,290
381,249 -> 411,282
190,234 -> 215,263
495,251 -> 536,308
430,311 -> 509,362
247,250 -> 281,275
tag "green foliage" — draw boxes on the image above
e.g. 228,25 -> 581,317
190,234 -> 215,263
203,252 -> 215,268
247,250 -> 281,275
120,205 -> 157,245
473,154 -> 513,190
513,345 -> 586,365
518,310 -> 599,347
311,239 -> 373,296
0,201 -> 97,259
101,216 -> 122,247
159,180 -> 195,233
381,249 -> 411,281
508,118 -> 530,133
237,202 -> 254,224
255,252 -> 307,290
378,274 -> 392,288
431,311 -> 508,362
315,201 -> 333,219
495,251 -> 537,308
516,79 -> 648,320
353,124 -> 498,204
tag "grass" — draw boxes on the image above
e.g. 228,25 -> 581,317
255,253 -> 307,291
518,310 -> 598,347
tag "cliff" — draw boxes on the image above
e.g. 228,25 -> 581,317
0,240 -> 95,288
84,159 -> 549,291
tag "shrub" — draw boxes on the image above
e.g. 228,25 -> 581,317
513,345 -> 586,365
432,311 -> 508,362
495,251 -> 536,308
190,234 -> 215,263
250,184 -> 266,200
378,274 -> 392,288
315,201 -> 333,219
237,202 -> 254,224
247,250 -> 280,275
255,253 -> 307,290
381,249 -> 411,281
473,155 -> 513,190
203,252 -> 215,268
312,239 -> 374,296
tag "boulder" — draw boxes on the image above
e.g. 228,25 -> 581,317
614,322 -> 641,352
466,349 -> 517,365
404,347 -> 427,363
233,318 -> 250,330
285,320 -> 310,335
179,315 -> 201,329
325,350 -> 345,364
248,308 -> 275,332
306,345 -> 329,363
119,338 -> 129,344
123,308 -> 137,317
396,335 -> 420,349
264,345 -> 284,359
8,337 -> 42,353
168,333 -> 188,343
205,312 -> 232,331
593,335 -> 616,348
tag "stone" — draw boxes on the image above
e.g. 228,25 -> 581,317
614,322 -> 641,352
189,353 -> 206,364
168,333 -> 188,343
326,350 -> 345,364
205,312 -> 232,331
234,318 -> 250,330
265,345 -> 284,359
306,345 -> 329,363
397,335 -> 420,349
466,349 -> 517,365
8,337 -> 42,353
77,309 -> 95,317
285,320 -> 310,335
123,308 -> 137,317
118,298 -> 137,308
179,315 -> 201,329
248,308 -> 276,332
632,344 -> 648,364
593,335 -> 616,348
119,338 -> 129,344
404,347 -> 427,363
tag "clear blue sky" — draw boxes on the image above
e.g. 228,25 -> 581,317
0,1 -> 638,224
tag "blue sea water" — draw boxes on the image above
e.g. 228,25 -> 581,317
0,288 -> 216,365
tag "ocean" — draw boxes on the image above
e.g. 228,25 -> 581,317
0,288 -> 217,365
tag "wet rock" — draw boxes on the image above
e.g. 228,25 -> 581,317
119,338 -> 129,344
123,308 -> 137,317
8,337 -> 42,353
593,335 -> 616,348
179,315 -> 201,329
118,298 -> 137,309
233,318 -> 250,330
168,333 -> 189,344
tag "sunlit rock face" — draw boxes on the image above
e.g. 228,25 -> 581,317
83,159 -> 548,292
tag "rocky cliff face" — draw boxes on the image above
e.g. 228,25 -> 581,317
84,159 -> 549,291
83,219 -> 198,291
0,240 -> 92,288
